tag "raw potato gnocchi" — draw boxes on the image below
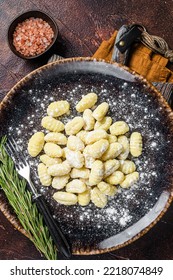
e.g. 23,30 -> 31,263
71,167 -> 90,179
48,161 -> 71,176
91,187 -> 107,208
28,132 -> 45,157
52,175 -> 70,190
94,116 -> 112,131
65,117 -> 84,135
64,148 -> 84,168
89,160 -> 104,186
44,143 -> 63,158
28,91 -> 143,209
66,179 -> 86,193
101,142 -> 123,161
41,116 -> 64,132
118,135 -> 129,160
44,132 -> 67,145
67,135 -> 85,151
119,160 -> 136,174
83,151 -> 95,169
110,121 -> 129,136
83,109 -> 95,131
130,132 -> 143,157
104,159 -> 120,178
85,129 -> 108,145
38,163 -> 52,186
92,102 -> 109,121
120,172 -> 139,188
76,130 -> 88,143
97,181 -> 117,196
105,171 -> 125,185
84,139 -> 109,159
108,134 -> 117,143
40,154 -> 62,166
47,100 -> 70,117
53,191 -> 77,205
78,189 -> 91,206
76,92 -> 98,112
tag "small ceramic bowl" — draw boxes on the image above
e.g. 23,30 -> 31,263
8,10 -> 58,60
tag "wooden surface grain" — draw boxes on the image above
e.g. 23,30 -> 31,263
0,0 -> 173,260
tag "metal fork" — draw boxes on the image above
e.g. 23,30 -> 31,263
6,137 -> 71,259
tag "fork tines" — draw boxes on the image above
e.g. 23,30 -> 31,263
5,137 -> 27,168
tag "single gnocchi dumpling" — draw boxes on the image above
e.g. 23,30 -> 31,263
105,170 -> 124,185
85,129 -> 108,145
44,143 -> 63,158
107,134 -> 118,144
78,189 -> 91,206
48,161 -> 71,176
66,179 -> 86,193
91,187 -> 107,208
84,139 -> 109,159
41,116 -> 64,132
52,175 -> 70,190
120,171 -> 139,188
76,92 -> 98,112
92,102 -> 109,121
83,109 -> 95,131
53,191 -> 77,205
38,163 -> 52,187
119,160 -> 136,174
67,135 -> 85,151
89,160 -> 104,186
101,142 -> 123,161
71,167 -> 90,179
64,148 -> 84,168
110,121 -> 129,136
47,100 -> 70,117
65,117 -> 84,135
118,135 -> 129,160
94,116 -> 112,131
104,159 -> 120,178
28,132 -> 44,157
44,132 -> 67,145
40,154 -> 62,166
130,132 -> 143,157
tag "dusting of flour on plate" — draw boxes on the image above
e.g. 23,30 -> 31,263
5,72 -> 173,247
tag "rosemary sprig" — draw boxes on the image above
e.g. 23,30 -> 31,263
0,136 -> 57,260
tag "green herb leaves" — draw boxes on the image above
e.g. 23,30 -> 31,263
0,136 -> 57,260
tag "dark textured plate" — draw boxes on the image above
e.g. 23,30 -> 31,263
0,58 -> 173,255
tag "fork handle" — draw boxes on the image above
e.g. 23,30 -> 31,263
35,195 -> 71,259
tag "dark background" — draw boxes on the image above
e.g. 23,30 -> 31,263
0,0 -> 173,260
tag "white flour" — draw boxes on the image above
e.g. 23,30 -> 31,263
6,74 -> 173,242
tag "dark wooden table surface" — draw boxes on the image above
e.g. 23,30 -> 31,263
0,0 -> 173,260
